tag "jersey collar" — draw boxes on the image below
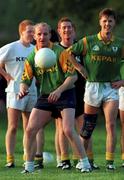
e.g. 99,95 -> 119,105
97,32 -> 114,44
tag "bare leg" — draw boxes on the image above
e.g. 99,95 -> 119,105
24,108 -> 51,172
33,129 -> 45,169
62,108 -> 86,159
22,112 -> 30,161
55,119 -> 62,164
103,100 -> 118,167
36,129 -> 44,155
6,108 -> 21,165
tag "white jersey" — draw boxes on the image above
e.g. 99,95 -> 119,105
0,40 -> 37,94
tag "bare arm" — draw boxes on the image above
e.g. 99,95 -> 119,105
48,74 -> 77,103
17,83 -> 29,99
69,54 -> 87,79
0,63 -> 14,82
111,80 -> 124,89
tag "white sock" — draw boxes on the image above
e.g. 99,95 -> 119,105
25,161 -> 34,172
80,157 -> 91,168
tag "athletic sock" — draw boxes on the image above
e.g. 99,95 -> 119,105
121,153 -> 124,161
7,155 -> 14,163
61,154 -> 70,161
25,161 -> 34,172
80,157 -> 91,168
106,152 -> 114,164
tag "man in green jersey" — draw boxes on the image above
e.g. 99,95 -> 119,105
19,22 -> 91,173
67,8 -> 124,170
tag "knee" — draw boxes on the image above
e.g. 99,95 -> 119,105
7,125 -> 17,135
26,127 -> 37,139
106,121 -> 115,132
63,127 -> 73,139
80,113 -> 97,139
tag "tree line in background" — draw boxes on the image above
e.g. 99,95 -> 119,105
0,0 -> 124,46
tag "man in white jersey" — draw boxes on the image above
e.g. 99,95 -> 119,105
0,19 -> 37,167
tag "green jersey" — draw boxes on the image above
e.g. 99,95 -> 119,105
69,32 -> 124,82
120,60 -> 124,79
21,42 -> 76,95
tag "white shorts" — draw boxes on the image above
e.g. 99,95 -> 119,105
119,87 -> 124,111
84,82 -> 119,107
7,92 -> 37,112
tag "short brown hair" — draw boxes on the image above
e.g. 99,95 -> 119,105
57,17 -> 75,29
99,8 -> 117,20
19,19 -> 34,35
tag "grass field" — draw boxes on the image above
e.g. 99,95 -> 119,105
0,111 -> 124,180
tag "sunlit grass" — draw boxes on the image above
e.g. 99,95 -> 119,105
0,111 -> 123,180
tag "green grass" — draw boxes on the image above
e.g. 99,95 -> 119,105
0,111 -> 124,180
